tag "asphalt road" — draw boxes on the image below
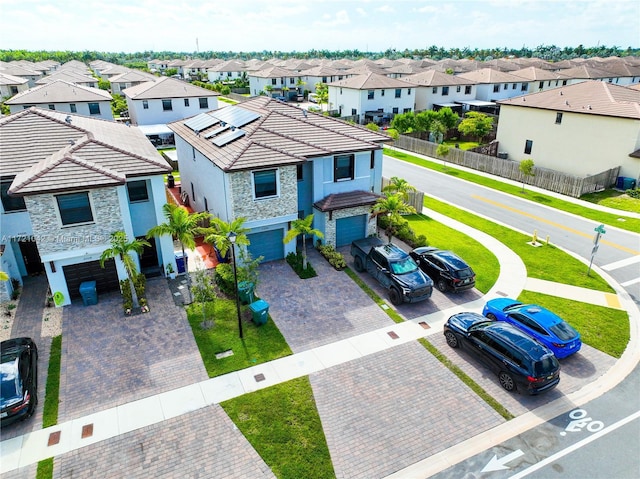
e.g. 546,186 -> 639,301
383,155 -> 640,304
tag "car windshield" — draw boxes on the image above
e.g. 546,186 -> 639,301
550,322 -> 579,340
0,358 -> 22,406
454,268 -> 475,279
504,303 -> 524,312
533,355 -> 558,376
390,257 -> 418,274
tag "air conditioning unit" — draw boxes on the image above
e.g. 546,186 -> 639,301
497,152 -> 508,159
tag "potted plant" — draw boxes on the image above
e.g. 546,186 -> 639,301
166,262 -> 176,280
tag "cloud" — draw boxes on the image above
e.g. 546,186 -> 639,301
356,7 -> 367,16
315,9 -> 350,27
375,5 -> 395,14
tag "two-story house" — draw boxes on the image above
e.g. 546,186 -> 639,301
458,68 -> 532,102
327,72 -> 415,123
35,69 -> 99,88
0,72 -> 29,98
496,81 -> 640,182
168,96 -> 391,262
109,70 -> 158,95
247,66 -> 305,98
0,108 -> 174,305
5,80 -> 114,120
206,59 -> 248,83
404,70 -> 476,112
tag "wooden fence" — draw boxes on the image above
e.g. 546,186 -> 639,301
394,135 -> 620,198
381,177 -> 424,212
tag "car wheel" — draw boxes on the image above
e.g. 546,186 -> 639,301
354,256 -> 364,272
498,372 -> 516,392
444,331 -> 459,348
389,288 -> 402,305
437,279 -> 448,293
486,313 -> 497,320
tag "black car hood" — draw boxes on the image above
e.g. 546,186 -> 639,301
395,270 -> 433,289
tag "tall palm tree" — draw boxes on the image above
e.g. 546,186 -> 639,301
147,203 -> 211,299
382,176 -> 417,202
283,214 -> 324,270
202,217 -> 249,260
370,194 -> 416,243
100,231 -> 149,309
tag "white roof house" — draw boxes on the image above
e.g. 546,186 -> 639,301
0,71 -> 30,98
403,70 -> 476,112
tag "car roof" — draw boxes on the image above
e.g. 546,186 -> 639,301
417,248 -> 469,270
515,304 -> 565,327
486,322 -> 552,359
377,243 -> 410,261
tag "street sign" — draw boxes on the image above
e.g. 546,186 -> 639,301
588,224 -> 606,276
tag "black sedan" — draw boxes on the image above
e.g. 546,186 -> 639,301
1,337 -> 38,426
444,312 -> 560,394
410,247 -> 476,293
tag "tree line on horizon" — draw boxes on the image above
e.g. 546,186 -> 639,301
1,44 -> 638,65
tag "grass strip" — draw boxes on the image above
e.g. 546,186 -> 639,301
384,147 -> 640,233
36,458 -> 53,479
221,377 -> 336,479
42,335 -> 61,428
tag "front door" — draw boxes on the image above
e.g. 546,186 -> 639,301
18,241 -> 44,275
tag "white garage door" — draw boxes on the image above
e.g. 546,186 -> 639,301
247,229 -> 285,262
336,214 -> 368,247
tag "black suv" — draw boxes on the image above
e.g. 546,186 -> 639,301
410,247 -> 475,293
1,337 -> 38,425
443,312 -> 560,395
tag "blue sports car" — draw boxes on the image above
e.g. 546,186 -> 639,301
482,298 -> 581,359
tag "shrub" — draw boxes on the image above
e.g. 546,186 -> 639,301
286,251 -> 317,279
378,215 -> 428,248
214,262 -> 236,296
316,243 -> 347,270
626,188 -> 640,199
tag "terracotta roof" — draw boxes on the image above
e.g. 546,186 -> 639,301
404,70 -> 474,87
0,108 -> 171,185
314,190 -> 382,212
327,72 -> 414,89
458,68 -> 528,84
5,80 -> 111,105
122,76 -> 219,99
498,80 -> 640,119
168,96 -> 391,172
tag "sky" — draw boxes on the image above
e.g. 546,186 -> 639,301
1,0 -> 638,54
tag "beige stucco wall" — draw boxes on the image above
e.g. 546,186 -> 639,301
496,105 -> 640,181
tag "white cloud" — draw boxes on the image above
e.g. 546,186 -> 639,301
375,5 -> 395,14
356,7 -> 367,16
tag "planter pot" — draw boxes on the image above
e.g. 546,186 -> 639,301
169,273 -> 177,280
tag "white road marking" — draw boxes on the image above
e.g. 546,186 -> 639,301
621,277 -> 640,287
601,255 -> 640,272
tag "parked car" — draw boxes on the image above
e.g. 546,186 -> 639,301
308,93 -> 318,103
482,298 -> 581,359
409,247 -> 475,293
443,312 -> 560,394
1,337 -> 38,426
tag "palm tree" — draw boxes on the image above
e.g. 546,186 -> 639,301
202,217 -> 249,260
147,203 -> 211,299
382,177 -> 417,202
283,214 -> 324,270
100,231 -> 149,309
370,194 -> 416,243
0,271 -> 8,282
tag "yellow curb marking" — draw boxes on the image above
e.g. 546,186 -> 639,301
472,195 -> 640,255
604,293 -> 622,310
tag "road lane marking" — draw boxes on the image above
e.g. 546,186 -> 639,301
472,195 -> 640,255
621,277 -> 640,287
601,255 -> 640,271
508,409 -> 640,479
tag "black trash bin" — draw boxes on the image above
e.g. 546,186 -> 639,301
79,281 -> 98,306
249,299 -> 269,326
167,174 -> 175,188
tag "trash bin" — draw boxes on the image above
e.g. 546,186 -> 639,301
79,281 -> 98,306
238,281 -> 254,304
167,174 -> 175,188
249,299 -> 269,326
622,177 -> 636,190
616,176 -> 625,189
175,251 -> 188,274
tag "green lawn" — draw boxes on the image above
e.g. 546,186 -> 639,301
442,140 -> 479,150
581,190 -> 640,214
384,147 -> 640,234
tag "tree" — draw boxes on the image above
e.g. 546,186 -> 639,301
429,119 -> 446,143
383,176 -> 416,201
146,203 -> 211,300
370,194 -> 416,243
365,122 -> 379,131
457,111 -> 494,142
314,82 -> 329,110
191,269 -> 216,329
203,217 -> 250,260
519,159 -> 535,193
436,144 -> 451,168
100,231 -> 149,309
437,107 -> 460,130
414,110 -> 438,133
282,214 -> 324,270
390,112 -> 416,134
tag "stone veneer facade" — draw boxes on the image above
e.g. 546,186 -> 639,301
321,205 -> 376,247
24,187 -> 125,256
229,166 -> 298,221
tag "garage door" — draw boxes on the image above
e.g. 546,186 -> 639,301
63,259 -> 119,298
336,215 -> 367,247
247,229 -> 284,262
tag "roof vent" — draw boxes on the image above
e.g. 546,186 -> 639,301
303,109 -> 308,118
560,91 -> 563,95
65,115 -> 72,124
68,139 -> 75,145
588,105 -> 592,110
565,100 -> 569,105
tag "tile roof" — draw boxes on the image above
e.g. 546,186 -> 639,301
314,190 -> 382,212
555,64 -> 617,79
108,70 -> 158,83
168,96 -> 391,172
35,70 -> 97,85
0,108 -> 171,191
5,80 -> 111,104
122,76 -> 219,99
509,67 -> 570,81
498,80 -> 640,119
404,70 -> 475,87
0,71 -> 29,86
248,66 -> 303,78
458,68 -> 529,84
327,72 -> 415,89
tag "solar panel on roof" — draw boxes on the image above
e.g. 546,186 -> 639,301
212,129 -> 246,147
204,124 -> 230,138
184,113 -> 217,132
211,107 -> 260,129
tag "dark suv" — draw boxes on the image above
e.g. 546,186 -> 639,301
410,247 -> 475,293
1,337 -> 38,425
443,312 -> 560,394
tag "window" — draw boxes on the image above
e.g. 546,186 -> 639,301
334,154 -> 354,181
493,84 -> 500,93
465,85 -> 472,94
524,140 -> 533,154
456,85 -> 461,93
395,89 -> 401,98
432,87 -> 438,94
88,103 -> 100,115
271,78 -> 277,85
199,98 -> 208,109
56,192 -> 93,225
1,181 -> 26,211
253,169 -> 278,198
562,80 -> 568,86
504,84 -> 508,89
555,112 -> 563,124
512,83 -> 517,90
204,197 -> 208,213
370,151 -> 375,169
10,86 -> 18,95
142,100 -> 148,109
184,98 -> 190,107
403,108 -> 411,113
340,88 -> 343,94
442,86 -> 449,96
190,182 -> 196,201
351,108 -> 357,115
126,180 -> 149,202
70,103 -> 77,113
162,99 -> 172,111
48,104 -> 55,110
322,76 -> 327,83
521,83 -> 529,91
368,90 -> 374,100
392,107 -> 399,114
539,81 -> 544,89
289,77 -> 295,84
381,89 -> 385,96
297,164 -> 303,181
408,88 -> 411,95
